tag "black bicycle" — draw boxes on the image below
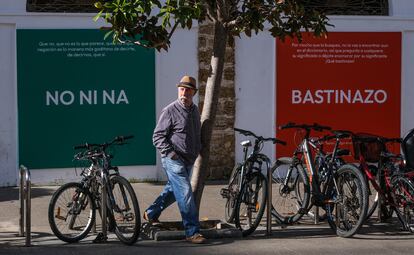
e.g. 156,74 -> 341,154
272,123 -> 368,237
221,128 -> 286,236
48,135 -> 141,245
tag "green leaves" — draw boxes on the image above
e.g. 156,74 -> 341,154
93,0 -> 330,51
94,0 -> 203,51
227,0 -> 331,41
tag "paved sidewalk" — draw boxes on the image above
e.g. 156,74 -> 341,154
0,182 -> 227,235
1,182 -> 414,255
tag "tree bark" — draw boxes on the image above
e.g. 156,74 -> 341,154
191,21 -> 228,209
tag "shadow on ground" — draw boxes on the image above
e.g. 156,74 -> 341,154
0,187 -> 56,202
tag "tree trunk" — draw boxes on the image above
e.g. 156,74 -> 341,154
191,21 -> 228,209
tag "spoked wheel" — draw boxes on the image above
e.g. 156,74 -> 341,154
48,182 -> 95,243
391,176 -> 414,232
234,172 -> 267,236
326,164 -> 368,238
271,157 -> 310,224
109,176 -> 141,245
223,164 -> 242,223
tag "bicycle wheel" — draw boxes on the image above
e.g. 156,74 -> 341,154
391,175 -> 414,232
224,164 -> 242,223
326,164 -> 368,238
271,157 -> 310,224
234,172 -> 267,237
48,182 -> 95,243
109,175 -> 141,245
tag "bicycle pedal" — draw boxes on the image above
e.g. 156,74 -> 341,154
55,215 -> 66,221
55,207 -> 66,220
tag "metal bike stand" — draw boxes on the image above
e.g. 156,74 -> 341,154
266,160 -> 272,235
377,191 -> 383,222
314,206 -> 319,224
92,221 -> 97,233
19,165 -> 31,247
101,177 -> 108,241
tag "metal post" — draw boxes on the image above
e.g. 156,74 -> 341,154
19,168 -> 24,237
314,206 -> 319,224
25,170 -> 31,247
101,177 -> 107,240
266,162 -> 272,235
378,192 -> 383,222
19,165 -> 31,247
92,221 -> 96,233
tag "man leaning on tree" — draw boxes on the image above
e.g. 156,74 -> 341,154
143,75 -> 206,244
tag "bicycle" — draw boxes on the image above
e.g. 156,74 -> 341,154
272,123 -> 368,237
48,135 -> 141,245
351,132 -> 414,232
221,128 -> 286,236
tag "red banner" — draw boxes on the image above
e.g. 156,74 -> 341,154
276,32 -> 401,157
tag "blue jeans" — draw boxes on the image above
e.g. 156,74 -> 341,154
145,157 -> 200,237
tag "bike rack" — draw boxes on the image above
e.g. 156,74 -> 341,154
313,207 -> 320,224
19,165 -> 31,247
101,173 -> 108,241
266,162 -> 272,235
266,160 -> 321,235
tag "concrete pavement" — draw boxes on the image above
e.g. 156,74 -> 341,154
1,182 -> 414,254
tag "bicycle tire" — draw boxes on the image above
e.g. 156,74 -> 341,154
271,157 -> 310,224
224,164 -> 242,223
391,175 -> 414,232
326,164 -> 368,238
234,172 -> 267,237
109,175 -> 141,245
48,182 -> 95,243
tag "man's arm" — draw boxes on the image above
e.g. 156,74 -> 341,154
152,108 -> 177,158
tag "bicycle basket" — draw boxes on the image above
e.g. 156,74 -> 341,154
352,133 -> 385,163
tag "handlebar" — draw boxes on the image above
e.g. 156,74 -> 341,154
312,130 -> 352,144
381,137 -> 402,144
74,135 -> 134,150
234,128 -> 286,145
279,122 -> 331,132
73,135 -> 134,161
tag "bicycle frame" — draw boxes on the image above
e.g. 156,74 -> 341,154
303,136 -> 344,207
280,124 -> 348,209
75,137 -> 133,239
222,128 -> 284,235
362,149 -> 414,217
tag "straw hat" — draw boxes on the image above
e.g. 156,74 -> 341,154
177,75 -> 197,91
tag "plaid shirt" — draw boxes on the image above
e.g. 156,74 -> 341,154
153,100 -> 201,165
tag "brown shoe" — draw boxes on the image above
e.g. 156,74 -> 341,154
186,233 -> 206,244
143,211 -> 160,224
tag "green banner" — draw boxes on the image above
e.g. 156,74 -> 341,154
17,29 -> 156,169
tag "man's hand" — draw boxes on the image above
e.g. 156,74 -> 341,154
168,151 -> 179,160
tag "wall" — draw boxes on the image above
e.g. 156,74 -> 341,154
235,16 -> 414,164
390,0 -> 414,16
0,24 -> 16,187
0,1 -> 198,185
2,1 -> 414,185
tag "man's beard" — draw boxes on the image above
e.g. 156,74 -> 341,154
180,96 -> 191,106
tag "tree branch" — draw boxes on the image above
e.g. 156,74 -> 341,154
223,16 -> 242,29
216,0 -> 228,21
203,1 -> 218,22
